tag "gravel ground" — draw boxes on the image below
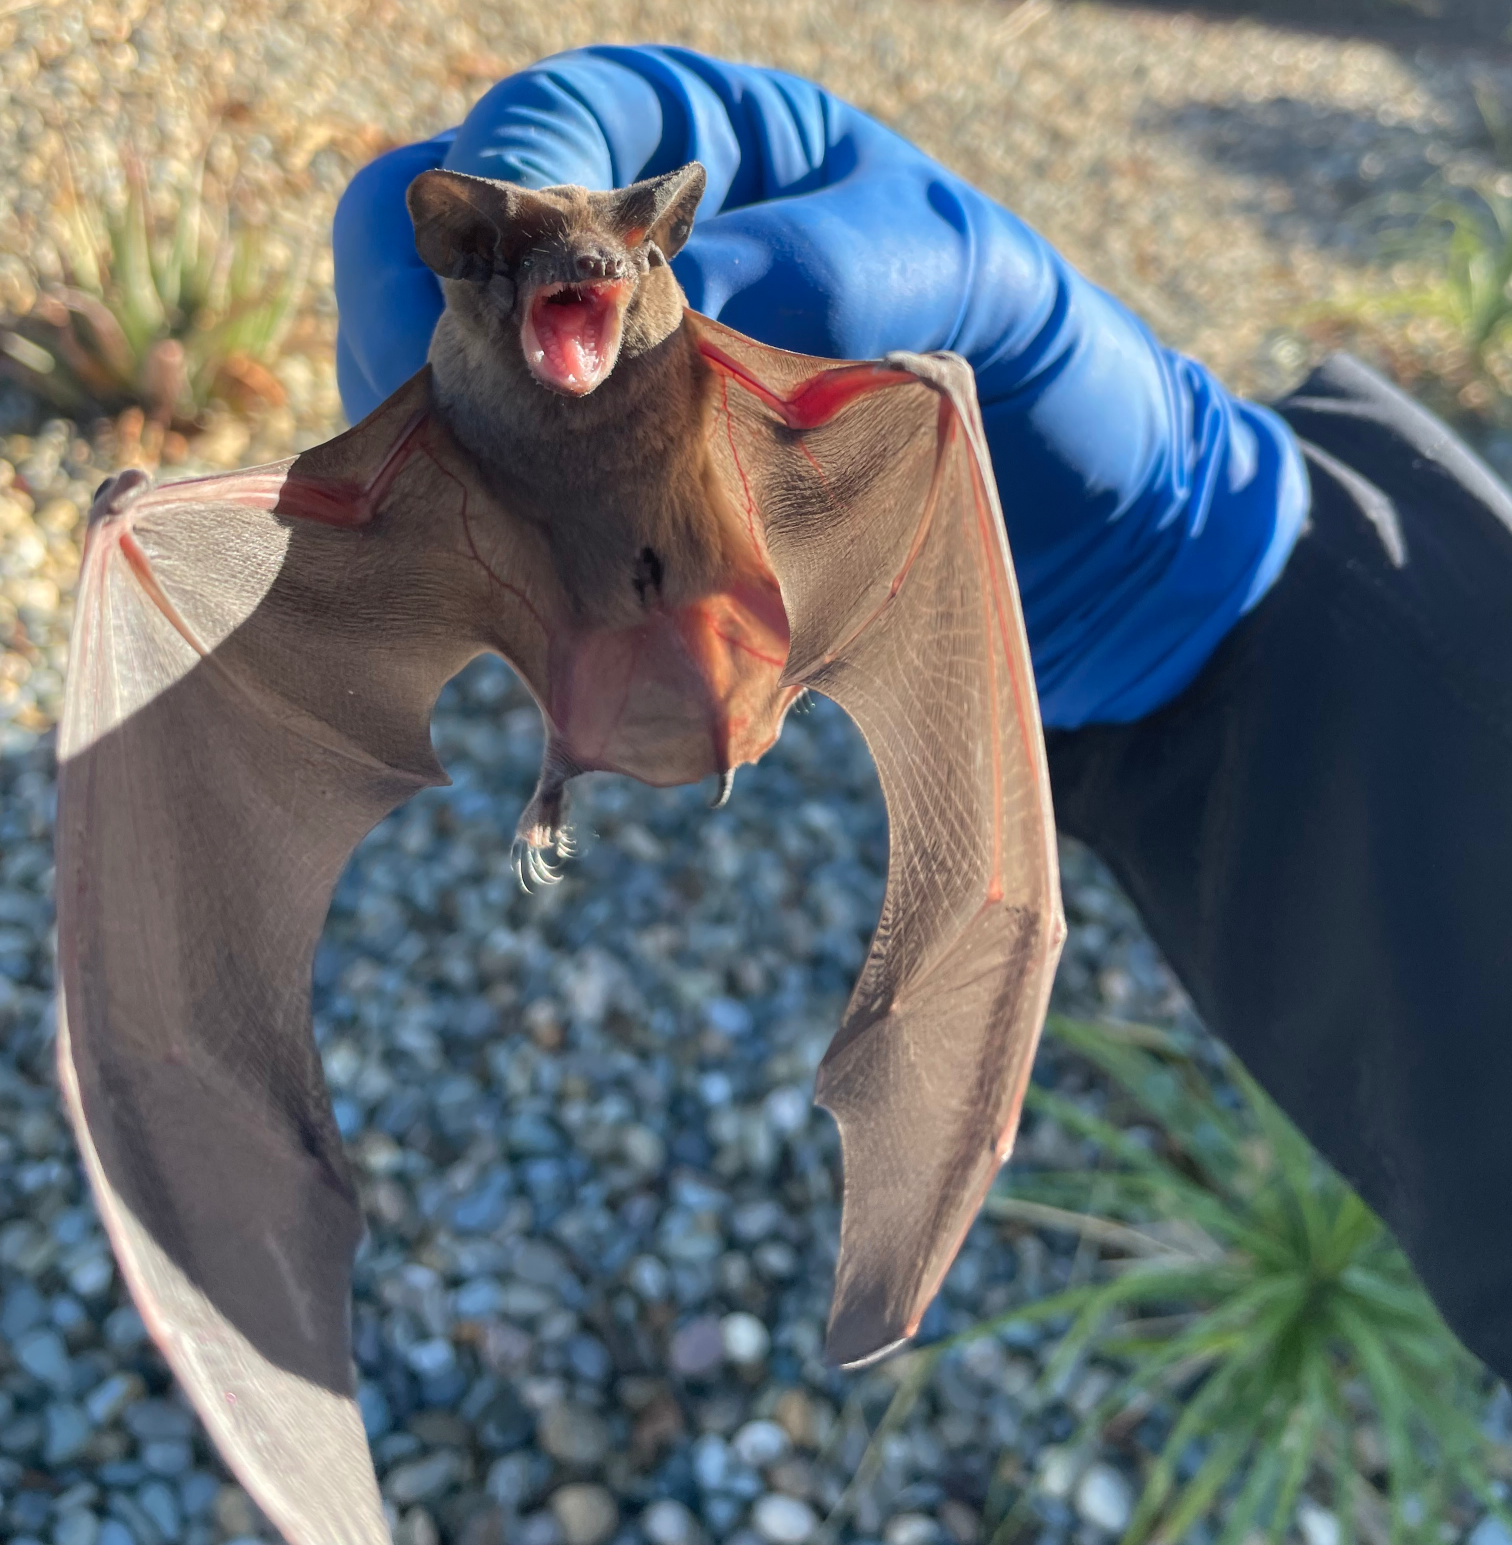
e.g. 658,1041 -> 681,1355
0,3 -> 1509,1545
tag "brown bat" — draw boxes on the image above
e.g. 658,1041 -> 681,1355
53,162 -> 1064,1543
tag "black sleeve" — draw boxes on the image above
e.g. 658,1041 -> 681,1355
1046,353 -> 1512,1379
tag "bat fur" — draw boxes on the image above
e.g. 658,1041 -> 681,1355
419,165 -> 744,631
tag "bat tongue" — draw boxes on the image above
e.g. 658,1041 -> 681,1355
525,280 -> 629,395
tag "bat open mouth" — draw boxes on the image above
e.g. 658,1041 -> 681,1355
521,279 -> 632,396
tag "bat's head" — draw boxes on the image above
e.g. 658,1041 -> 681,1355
407,163 -> 706,398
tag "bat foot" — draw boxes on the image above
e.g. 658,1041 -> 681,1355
512,835 -> 570,890
513,769 -> 575,891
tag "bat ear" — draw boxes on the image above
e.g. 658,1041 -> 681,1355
406,170 -> 562,282
603,162 -> 707,261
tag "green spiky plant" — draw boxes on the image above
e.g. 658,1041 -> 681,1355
1340,182 -> 1512,370
1294,83 -> 1512,421
823,1018 -> 1512,1545
0,149 -> 311,432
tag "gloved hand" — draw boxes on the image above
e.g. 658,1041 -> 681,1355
333,44 -> 1307,729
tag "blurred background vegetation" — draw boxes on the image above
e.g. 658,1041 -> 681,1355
0,142 -> 313,468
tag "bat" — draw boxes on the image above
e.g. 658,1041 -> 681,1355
53,161 -> 1065,1544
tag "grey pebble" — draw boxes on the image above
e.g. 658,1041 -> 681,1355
66,1254 -> 114,1299
102,1306 -> 147,1354
762,1087 -> 808,1136
518,1513 -> 565,1545
358,1382 -> 393,1440
1,1280 -> 47,1337
883,1516 -> 939,1545
53,1482 -> 99,1514
398,1507 -> 441,1545
1298,1502 -> 1340,1545
731,1421 -> 790,1469
84,1373 -> 142,1426
564,1334 -> 612,1384
641,1499 -> 702,1545
485,1452 -> 537,1510
549,1483 -> 619,1545
123,1401 -> 193,1443
1036,1445 -> 1081,1502
140,1438 -> 193,1477
752,1494 -> 818,1545
51,1513 -> 100,1545
95,1526 -> 134,1545
42,1402 -> 92,1465
1074,1464 -> 1133,1535
387,1450 -> 464,1505
628,1255 -> 671,1302
137,1479 -> 183,1541
213,1485 -> 262,1537
752,1241 -> 798,1281
405,1337 -> 458,1378
729,1202 -> 784,1244
178,1473 -> 219,1520
105,1494 -> 163,1545
454,1278 -> 507,1318
539,1404 -> 611,1468
668,1315 -> 724,1379
720,1313 -> 770,1366
16,1326 -> 71,1389
691,1434 -> 729,1491
51,1295 -> 91,1337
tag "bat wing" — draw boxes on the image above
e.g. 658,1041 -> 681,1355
55,374 -> 558,1544
691,314 -> 1066,1368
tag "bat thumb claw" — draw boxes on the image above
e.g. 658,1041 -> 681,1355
823,1303 -> 912,1371
89,467 -> 153,524
710,768 -> 735,809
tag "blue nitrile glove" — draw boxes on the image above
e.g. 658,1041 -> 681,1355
333,45 -> 1307,729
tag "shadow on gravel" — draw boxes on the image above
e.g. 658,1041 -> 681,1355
1099,0 -> 1510,52
1142,96 -> 1471,255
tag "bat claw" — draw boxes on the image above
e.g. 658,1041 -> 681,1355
511,836 -> 569,892
89,467 -> 153,525
710,767 -> 735,809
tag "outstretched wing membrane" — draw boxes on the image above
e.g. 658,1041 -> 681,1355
692,313 -> 1065,1368
55,374 -> 558,1544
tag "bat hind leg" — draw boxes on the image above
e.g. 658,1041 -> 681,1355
513,740 -> 579,889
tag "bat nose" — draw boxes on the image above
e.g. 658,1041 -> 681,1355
575,251 -> 626,280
